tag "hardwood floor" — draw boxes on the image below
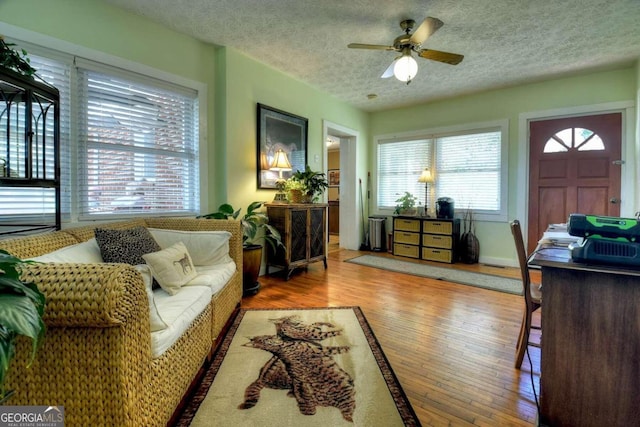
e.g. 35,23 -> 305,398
243,245 -> 541,426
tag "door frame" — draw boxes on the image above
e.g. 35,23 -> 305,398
322,120 -> 361,250
516,101 -> 636,248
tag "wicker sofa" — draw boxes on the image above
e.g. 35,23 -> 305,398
0,217 -> 243,427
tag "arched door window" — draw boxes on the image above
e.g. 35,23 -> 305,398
543,127 -> 605,153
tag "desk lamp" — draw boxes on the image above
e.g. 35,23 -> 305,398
270,149 -> 292,203
418,168 -> 435,216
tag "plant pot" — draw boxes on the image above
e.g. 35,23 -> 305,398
288,189 -> 303,203
399,208 -> 417,216
242,244 -> 263,296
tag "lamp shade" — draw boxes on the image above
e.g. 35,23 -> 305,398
270,149 -> 292,171
393,54 -> 418,82
418,168 -> 434,183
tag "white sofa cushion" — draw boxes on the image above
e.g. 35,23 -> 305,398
134,264 -> 169,332
186,262 -> 237,295
148,228 -> 232,265
151,285 -> 211,358
28,238 -> 103,263
143,242 -> 197,295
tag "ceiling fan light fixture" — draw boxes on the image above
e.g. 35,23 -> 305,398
393,53 -> 418,83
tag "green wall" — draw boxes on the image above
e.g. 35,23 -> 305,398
371,68 -> 637,263
216,47 -> 369,211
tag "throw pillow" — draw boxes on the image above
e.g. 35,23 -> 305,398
95,226 -> 161,265
28,238 -> 103,263
134,264 -> 168,332
142,242 -> 197,295
148,229 -> 233,265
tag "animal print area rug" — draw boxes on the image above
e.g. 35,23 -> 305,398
175,307 -> 420,427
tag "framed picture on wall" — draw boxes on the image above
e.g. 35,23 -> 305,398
256,103 -> 308,189
328,169 -> 340,187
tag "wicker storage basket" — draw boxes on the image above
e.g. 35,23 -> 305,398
289,189 -> 303,203
289,190 -> 312,203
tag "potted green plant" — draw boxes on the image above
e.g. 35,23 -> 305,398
0,250 -> 46,403
394,191 -> 418,215
285,165 -> 329,203
198,201 -> 283,296
0,36 -> 36,77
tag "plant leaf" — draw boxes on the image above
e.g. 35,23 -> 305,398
242,220 -> 258,243
246,201 -> 264,215
263,223 -> 284,249
218,204 -> 235,216
0,294 -> 45,366
0,327 -> 16,395
0,250 -> 25,264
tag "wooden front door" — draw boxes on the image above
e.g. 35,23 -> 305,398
528,113 -> 622,253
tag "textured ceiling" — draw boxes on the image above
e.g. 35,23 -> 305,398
104,0 -> 640,112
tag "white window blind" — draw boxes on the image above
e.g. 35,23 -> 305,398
76,62 -> 199,217
377,139 -> 432,208
435,130 -> 501,212
0,51 -> 70,220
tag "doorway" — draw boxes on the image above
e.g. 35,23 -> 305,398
527,113 -> 622,253
326,135 -> 340,250
323,120 -> 360,250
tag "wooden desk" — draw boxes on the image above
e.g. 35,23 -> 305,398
529,248 -> 640,427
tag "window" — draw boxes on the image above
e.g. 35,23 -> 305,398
76,61 -> 199,217
377,139 -> 432,208
0,51 -> 70,221
435,131 -> 502,212
543,127 -> 605,153
1,40 -> 201,222
376,121 -> 508,221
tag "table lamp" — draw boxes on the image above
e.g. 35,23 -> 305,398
418,168 -> 435,216
270,149 -> 292,203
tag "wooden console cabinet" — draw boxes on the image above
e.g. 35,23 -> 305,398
393,216 -> 460,263
266,203 -> 328,280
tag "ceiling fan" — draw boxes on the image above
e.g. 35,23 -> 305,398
348,17 -> 464,84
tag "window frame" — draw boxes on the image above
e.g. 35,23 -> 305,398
74,59 -> 200,219
1,29 -> 208,223
374,119 -> 509,222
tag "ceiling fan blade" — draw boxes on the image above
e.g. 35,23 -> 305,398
409,17 -> 444,46
417,49 -> 464,65
348,43 -> 395,51
381,58 -> 398,78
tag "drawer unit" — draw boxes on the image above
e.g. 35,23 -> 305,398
421,218 -> 460,263
394,218 -> 421,232
393,216 -> 460,263
392,217 -> 421,259
422,234 -> 453,249
394,230 -> 421,245
423,220 -> 453,235
422,247 -> 454,263
394,243 -> 420,259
